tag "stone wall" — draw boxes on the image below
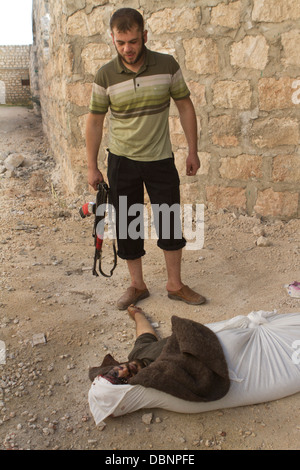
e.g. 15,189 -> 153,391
0,46 -> 31,105
32,0 -> 300,219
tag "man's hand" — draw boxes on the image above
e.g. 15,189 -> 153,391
186,152 -> 200,176
174,98 -> 200,176
88,167 -> 104,191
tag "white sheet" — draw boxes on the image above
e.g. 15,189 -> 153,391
88,311 -> 300,426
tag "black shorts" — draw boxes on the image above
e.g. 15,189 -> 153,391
107,151 -> 186,260
128,333 -> 168,367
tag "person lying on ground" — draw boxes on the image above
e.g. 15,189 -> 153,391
88,307 -> 300,427
88,305 -> 230,427
89,305 -> 168,384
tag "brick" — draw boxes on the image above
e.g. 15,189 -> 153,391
251,117 -> 299,148
62,0 -> 86,16
230,36 -> 269,70
66,8 -> 106,36
183,38 -> 219,74
252,0 -> 300,22
258,77 -> 297,111
206,186 -> 246,210
148,7 -> 201,33
81,43 -> 112,75
211,1 -> 241,28
66,82 -> 92,107
281,30 -> 300,67
210,115 -> 240,147
212,80 -> 251,109
219,155 -> 263,180
254,188 -> 299,218
272,154 -> 300,182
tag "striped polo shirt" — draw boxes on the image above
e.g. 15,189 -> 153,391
89,48 -> 190,161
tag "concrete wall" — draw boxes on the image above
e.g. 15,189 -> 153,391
0,46 -> 31,105
32,0 -> 300,219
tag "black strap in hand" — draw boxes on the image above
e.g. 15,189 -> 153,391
92,182 -> 117,278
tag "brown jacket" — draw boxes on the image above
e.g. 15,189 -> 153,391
129,316 -> 230,402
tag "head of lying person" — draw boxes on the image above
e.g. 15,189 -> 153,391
103,359 -> 145,384
89,354 -> 145,384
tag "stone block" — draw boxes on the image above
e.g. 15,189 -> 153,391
210,115 -> 240,147
272,154 -> 300,182
81,43 -> 112,75
67,7 -> 106,36
258,77 -> 297,111
254,188 -> 299,218
66,10 -> 87,36
281,30 -> 300,67
212,80 -> 251,109
230,35 -> 269,70
219,154 -> 263,180
251,117 -> 299,149
62,0 -> 86,16
206,185 -> 247,210
66,82 -> 92,107
211,1 -> 241,29
183,38 -> 219,74
148,7 -> 200,33
252,0 -> 300,22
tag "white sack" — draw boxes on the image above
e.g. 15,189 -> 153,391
109,311 -> 300,418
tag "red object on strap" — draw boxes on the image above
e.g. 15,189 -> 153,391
81,203 -> 90,217
95,236 -> 103,251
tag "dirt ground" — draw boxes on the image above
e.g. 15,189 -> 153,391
0,106 -> 299,451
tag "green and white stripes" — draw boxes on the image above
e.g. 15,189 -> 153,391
89,49 -> 190,161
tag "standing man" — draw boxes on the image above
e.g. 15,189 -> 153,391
86,8 -> 206,310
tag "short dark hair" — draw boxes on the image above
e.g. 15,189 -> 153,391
110,8 -> 144,33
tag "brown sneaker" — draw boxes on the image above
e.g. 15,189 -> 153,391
167,285 -> 206,305
117,287 -> 150,310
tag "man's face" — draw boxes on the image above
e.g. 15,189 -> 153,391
111,26 -> 147,67
110,360 -> 143,380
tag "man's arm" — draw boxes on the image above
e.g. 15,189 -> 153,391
174,97 -> 200,176
86,112 -> 106,190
